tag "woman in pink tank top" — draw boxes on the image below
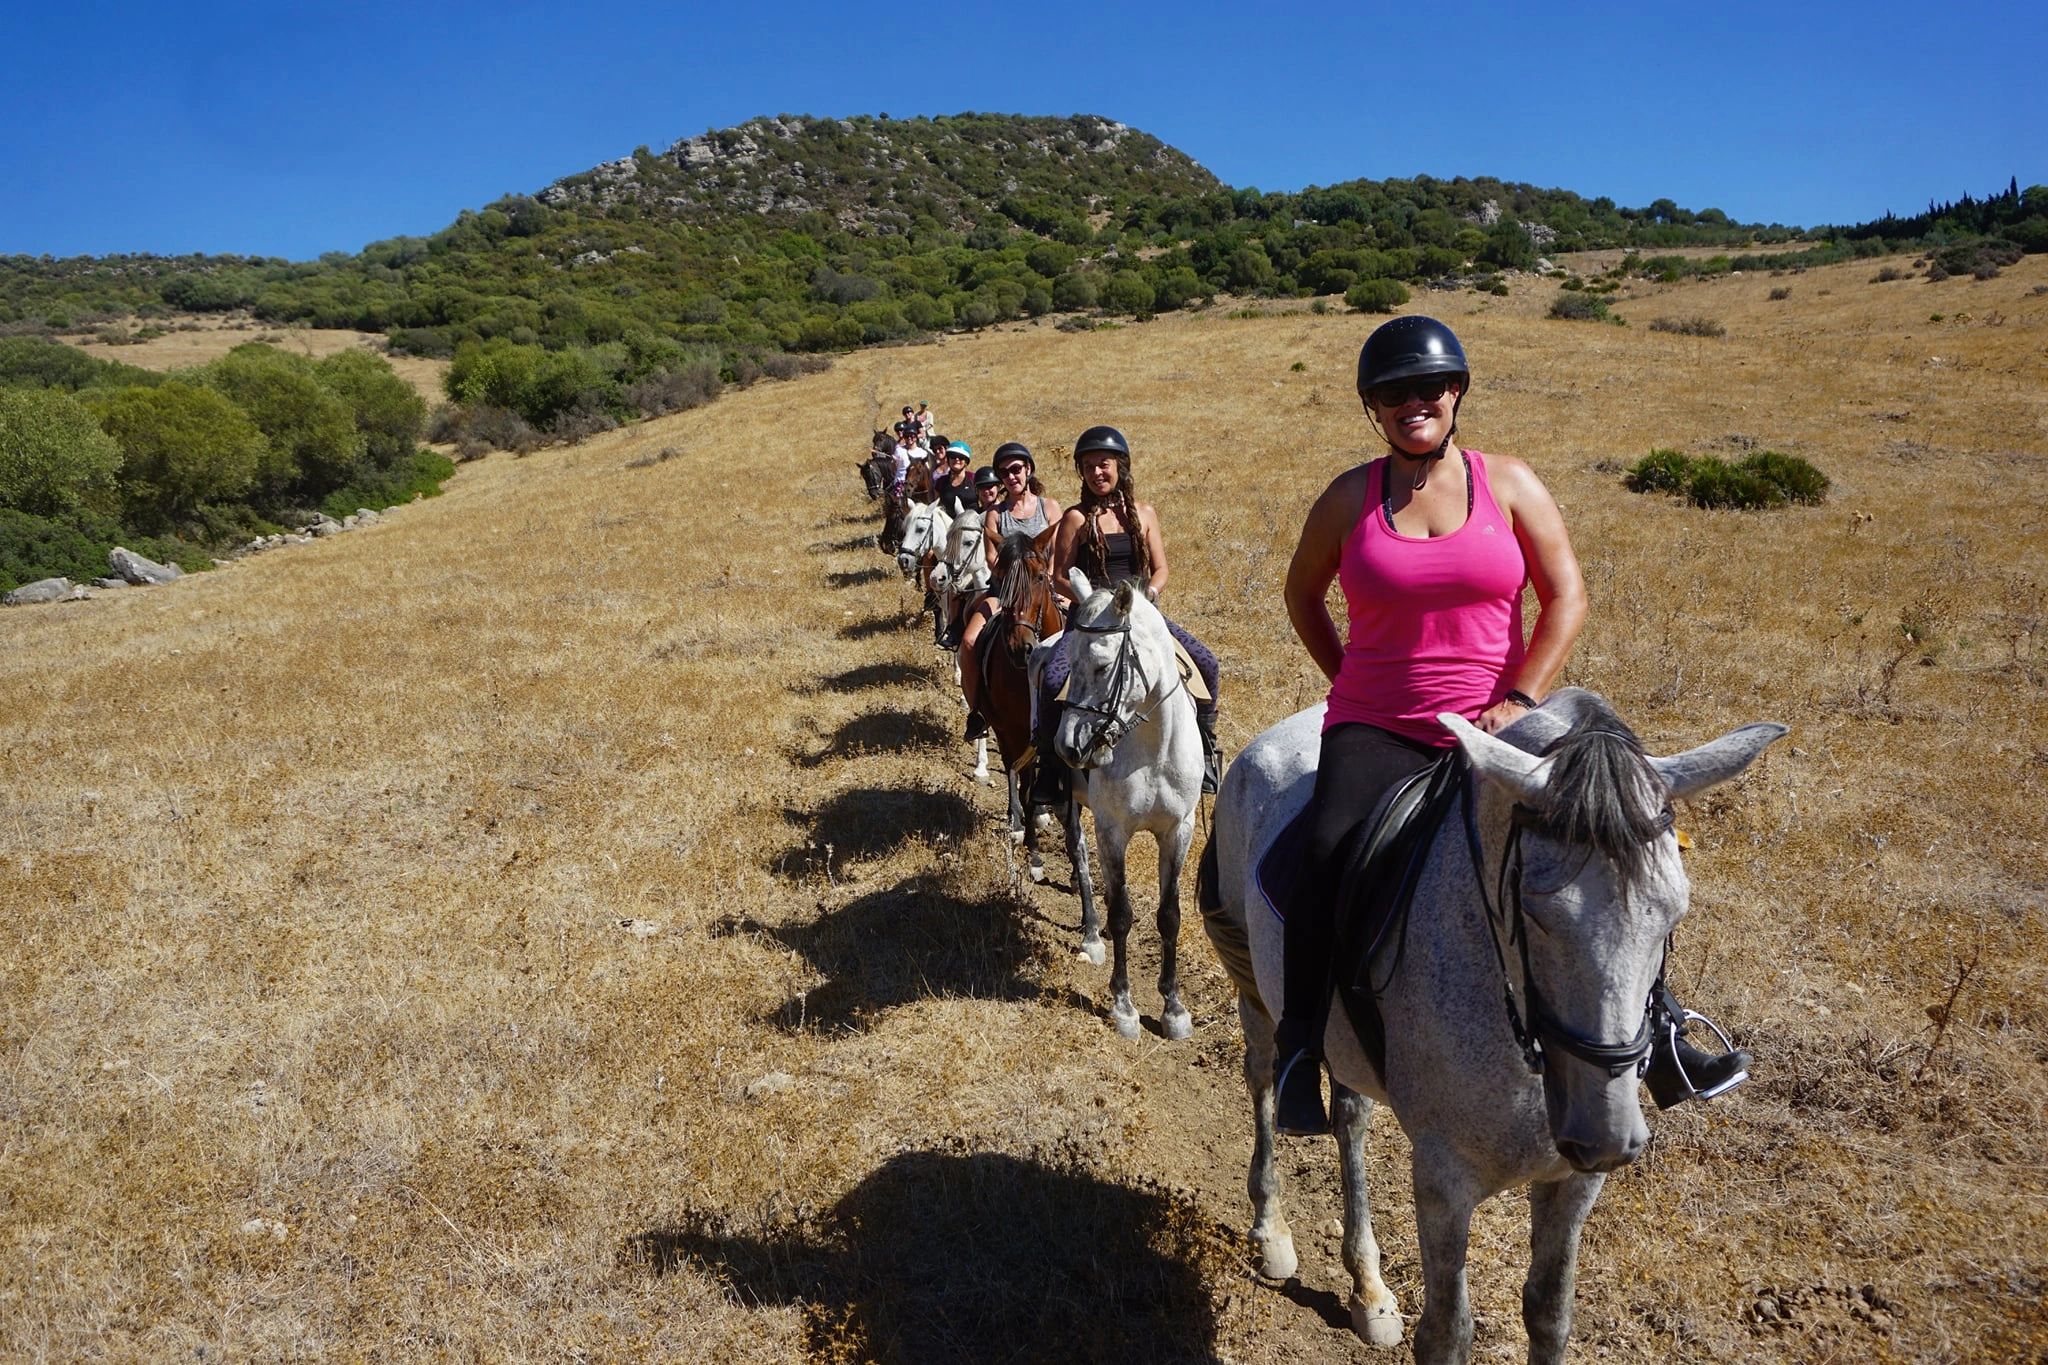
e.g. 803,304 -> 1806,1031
1265,317 -> 1752,1135
1268,315 -> 1588,1134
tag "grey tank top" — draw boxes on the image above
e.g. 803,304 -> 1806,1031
997,497 -> 1050,538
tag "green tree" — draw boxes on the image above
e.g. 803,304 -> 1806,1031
90,382 -> 265,527
315,350 -> 426,471
1100,272 -> 1156,315
200,344 -> 364,497
1478,221 -> 1537,271
0,388 -> 122,517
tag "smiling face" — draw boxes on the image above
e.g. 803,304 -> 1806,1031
1077,451 -> 1120,498
998,458 -> 1033,499
1365,375 -> 1463,456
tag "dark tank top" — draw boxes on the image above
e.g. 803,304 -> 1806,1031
1077,530 -> 1140,587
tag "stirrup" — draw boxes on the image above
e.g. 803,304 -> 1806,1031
1644,1008 -> 1752,1109
964,711 -> 989,741
1274,1049 -> 1330,1137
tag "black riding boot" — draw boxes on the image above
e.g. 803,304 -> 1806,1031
964,709 -> 989,741
1196,708 -> 1222,795
1274,1014 -> 1330,1137
1643,981 -> 1753,1108
1028,701 -> 1069,810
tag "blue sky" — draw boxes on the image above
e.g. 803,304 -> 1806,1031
2,0 -> 2041,261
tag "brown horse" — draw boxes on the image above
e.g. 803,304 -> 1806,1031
965,528 -> 1089,888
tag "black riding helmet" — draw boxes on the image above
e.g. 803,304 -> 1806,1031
993,441 -> 1033,471
1355,315 -> 1470,394
1357,316 -> 1469,458
971,466 -> 1000,493
1072,425 -> 1130,462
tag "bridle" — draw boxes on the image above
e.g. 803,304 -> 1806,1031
1460,779 -> 1668,1079
1063,603 -> 1185,762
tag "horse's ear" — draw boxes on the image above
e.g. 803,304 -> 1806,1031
1032,523 -> 1057,554
1440,713 -> 1550,803
1650,722 -> 1788,801
1070,569 -> 1094,600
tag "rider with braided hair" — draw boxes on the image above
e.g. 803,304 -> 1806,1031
1031,425 -> 1223,808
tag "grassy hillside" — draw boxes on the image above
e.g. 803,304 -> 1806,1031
1,254 -> 2044,1360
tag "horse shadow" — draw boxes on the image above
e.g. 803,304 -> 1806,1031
812,534 -> 881,554
627,1148 -> 1228,1363
825,566 -> 892,589
840,610 -> 919,641
792,709 -> 954,770
774,785 -> 980,878
804,661 -> 931,696
715,871 -> 1045,1032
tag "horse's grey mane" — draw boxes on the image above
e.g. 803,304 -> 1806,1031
1536,701 -> 1669,886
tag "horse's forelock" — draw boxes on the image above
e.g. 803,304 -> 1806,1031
1538,705 -> 1668,886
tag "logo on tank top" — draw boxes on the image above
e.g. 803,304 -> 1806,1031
1482,523 -> 1496,534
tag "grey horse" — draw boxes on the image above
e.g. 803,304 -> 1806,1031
1045,569 -> 1205,1039
1204,689 -> 1786,1362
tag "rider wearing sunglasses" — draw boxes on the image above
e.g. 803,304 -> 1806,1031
1270,315 -> 1752,1136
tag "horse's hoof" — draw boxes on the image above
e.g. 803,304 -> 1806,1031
1028,863 -> 1046,885
1078,939 -> 1106,966
1161,1007 -> 1193,1042
1112,1005 -> 1142,1040
1350,1293 -> 1404,1348
1253,1232 -> 1298,1282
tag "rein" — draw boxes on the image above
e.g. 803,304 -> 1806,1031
1064,606 -> 1185,759
1459,781 -> 1666,1079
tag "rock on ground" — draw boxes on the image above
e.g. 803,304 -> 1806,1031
109,547 -> 183,585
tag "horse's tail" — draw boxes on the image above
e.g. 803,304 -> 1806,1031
1195,832 -> 1262,1008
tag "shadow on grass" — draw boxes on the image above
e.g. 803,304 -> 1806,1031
804,661 -> 932,696
772,785 -> 979,879
715,871 -> 1045,1031
840,609 -> 920,641
825,565 -> 892,589
627,1148 -> 1231,1363
812,533 -> 883,554
793,709 -> 954,770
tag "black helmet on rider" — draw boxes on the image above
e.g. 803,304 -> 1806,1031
971,466 -> 1000,493
1357,316 -> 1469,458
1072,425 -> 1130,464
1356,316 -> 1469,395
993,441 -> 1033,472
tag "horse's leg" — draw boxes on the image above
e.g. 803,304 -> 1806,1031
1241,995 -> 1297,1281
1410,1142 -> 1482,1365
1332,1083 -> 1403,1347
1155,818 -> 1195,1041
1068,793 -> 1102,965
973,736 -> 989,785
1100,829 -> 1140,1038
1016,768 -> 1046,882
1523,1173 -> 1604,1365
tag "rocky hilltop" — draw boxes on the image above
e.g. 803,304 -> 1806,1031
536,113 -> 1221,234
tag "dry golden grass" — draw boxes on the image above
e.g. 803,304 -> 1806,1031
66,315 -> 448,404
4,253 -> 2045,1362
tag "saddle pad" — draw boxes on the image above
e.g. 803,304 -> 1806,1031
1173,640 -> 1213,703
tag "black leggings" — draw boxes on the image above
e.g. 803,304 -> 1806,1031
1280,722 -> 1441,1047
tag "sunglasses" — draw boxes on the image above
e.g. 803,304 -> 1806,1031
1367,376 -> 1455,407
999,463 -> 1029,477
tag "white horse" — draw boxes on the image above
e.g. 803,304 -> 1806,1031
1202,689 -> 1785,1361
1047,569 -> 1206,1040
894,501 -> 945,586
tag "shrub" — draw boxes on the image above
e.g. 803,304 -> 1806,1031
0,387 -> 122,516
1740,449 -> 1829,504
1548,291 -> 1615,322
1099,272 -> 1156,316
1624,448 -> 1693,494
314,349 -> 427,471
1051,272 -> 1099,311
1648,316 -> 1726,337
1684,456 -> 1783,509
1767,286 -> 1792,301
199,344 -> 365,497
0,337 -> 163,392
318,447 -> 455,519
1345,278 -> 1410,313
1623,446 -> 1828,509
90,382 -> 266,528
626,362 -> 722,416
1870,266 -> 1909,283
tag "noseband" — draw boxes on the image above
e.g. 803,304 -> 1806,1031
1063,607 -> 1184,760
1462,783 -> 1669,1079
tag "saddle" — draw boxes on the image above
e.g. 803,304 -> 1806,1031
1254,749 -> 1468,1084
